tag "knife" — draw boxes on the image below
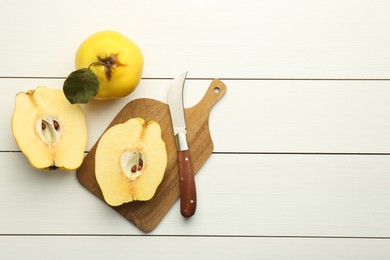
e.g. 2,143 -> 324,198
168,71 -> 196,218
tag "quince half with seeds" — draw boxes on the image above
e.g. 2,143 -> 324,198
11,86 -> 88,170
95,118 -> 167,206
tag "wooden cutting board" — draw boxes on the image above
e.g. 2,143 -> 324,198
76,79 -> 227,232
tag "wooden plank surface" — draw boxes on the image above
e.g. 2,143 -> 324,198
1,236 -> 390,260
2,78 -> 390,153
1,0 -> 390,259
0,0 -> 389,79
1,152 -> 390,237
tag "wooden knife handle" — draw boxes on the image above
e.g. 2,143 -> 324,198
177,150 -> 197,218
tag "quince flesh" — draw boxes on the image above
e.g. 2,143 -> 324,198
95,118 -> 167,206
12,86 -> 88,170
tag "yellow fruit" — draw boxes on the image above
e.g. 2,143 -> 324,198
95,118 -> 167,206
75,30 -> 143,100
12,86 -> 88,170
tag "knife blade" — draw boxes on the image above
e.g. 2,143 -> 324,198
167,71 -> 196,218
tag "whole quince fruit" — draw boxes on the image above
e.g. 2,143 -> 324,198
63,30 -> 144,103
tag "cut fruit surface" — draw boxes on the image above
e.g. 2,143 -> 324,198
95,118 -> 167,206
12,86 -> 88,170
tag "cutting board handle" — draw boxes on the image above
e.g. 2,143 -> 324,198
194,79 -> 227,111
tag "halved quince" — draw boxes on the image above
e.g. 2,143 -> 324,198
95,118 -> 167,206
12,86 -> 88,170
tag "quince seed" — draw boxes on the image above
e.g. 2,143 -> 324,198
121,151 -> 144,180
37,117 -> 61,145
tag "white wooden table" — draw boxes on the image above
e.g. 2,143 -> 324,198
1,0 -> 390,259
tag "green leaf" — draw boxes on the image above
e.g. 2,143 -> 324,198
63,68 -> 99,104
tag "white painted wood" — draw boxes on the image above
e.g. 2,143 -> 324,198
3,78 -> 390,153
1,153 -> 390,237
2,0 -> 390,258
0,0 -> 389,79
1,236 -> 389,260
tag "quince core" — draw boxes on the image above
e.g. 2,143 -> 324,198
95,118 -> 167,206
12,86 -> 88,170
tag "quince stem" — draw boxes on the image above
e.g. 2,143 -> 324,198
88,61 -> 105,69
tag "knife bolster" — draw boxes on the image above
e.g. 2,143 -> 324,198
175,132 -> 189,151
